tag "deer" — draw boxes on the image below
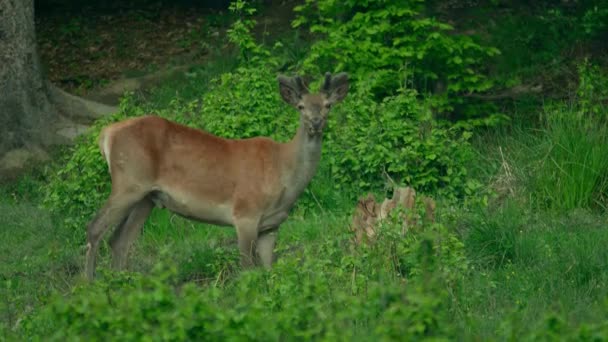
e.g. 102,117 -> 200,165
84,72 -> 349,280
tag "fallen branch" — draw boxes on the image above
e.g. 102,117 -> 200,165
463,84 -> 543,100
85,65 -> 195,105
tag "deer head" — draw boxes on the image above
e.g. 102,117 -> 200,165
278,72 -> 349,137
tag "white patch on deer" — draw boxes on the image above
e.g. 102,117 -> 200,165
102,133 -> 112,170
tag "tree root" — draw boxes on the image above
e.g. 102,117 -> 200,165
1,65 -> 194,180
47,83 -> 118,122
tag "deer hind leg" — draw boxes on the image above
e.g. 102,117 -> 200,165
85,189 -> 146,281
109,197 -> 154,270
256,229 -> 278,269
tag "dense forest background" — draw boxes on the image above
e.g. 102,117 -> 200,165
1,0 -> 608,340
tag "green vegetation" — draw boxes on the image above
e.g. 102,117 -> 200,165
294,0 -> 500,120
3,0 -> 608,340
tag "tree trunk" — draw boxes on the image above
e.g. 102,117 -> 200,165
0,0 -> 118,179
0,0 -> 57,156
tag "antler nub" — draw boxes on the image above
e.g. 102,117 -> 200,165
295,76 -> 307,94
322,72 -> 332,93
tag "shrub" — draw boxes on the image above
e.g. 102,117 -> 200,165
198,66 -> 297,141
19,208 -> 465,341
293,0 -> 501,120
227,0 -> 271,63
327,85 -> 476,197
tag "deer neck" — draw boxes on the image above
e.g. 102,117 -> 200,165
283,118 -> 323,195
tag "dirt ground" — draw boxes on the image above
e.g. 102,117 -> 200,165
35,1 -> 297,96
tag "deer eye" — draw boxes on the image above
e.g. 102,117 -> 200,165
297,104 -> 305,110
324,103 -> 332,109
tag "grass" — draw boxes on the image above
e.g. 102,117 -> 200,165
470,103 -> 608,211
456,105 -> 608,338
531,108 -> 608,210
2,167 -> 608,340
453,202 -> 608,339
0,201 -> 78,332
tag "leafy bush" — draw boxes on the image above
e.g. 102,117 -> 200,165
199,67 -> 297,141
473,1 -> 608,93
581,4 -> 608,39
293,0 -> 500,119
327,85 -> 476,197
19,211 -> 465,341
227,0 -> 271,63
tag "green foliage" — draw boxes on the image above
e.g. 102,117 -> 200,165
227,0 -> 271,63
285,0 -> 493,197
473,0 -> 608,91
581,4 -> 608,39
200,66 -> 296,141
576,60 -> 608,117
43,133 -> 110,230
294,0 -> 500,119
0,201 -> 80,341
19,214 -> 465,341
461,202 -> 536,269
328,86 -> 476,197
454,201 -> 608,339
529,105 -> 608,210
371,209 -> 469,286
8,186 -> 608,341
518,63 -> 608,210
472,62 -> 608,211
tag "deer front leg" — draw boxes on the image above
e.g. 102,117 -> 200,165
256,229 -> 277,269
234,217 -> 260,268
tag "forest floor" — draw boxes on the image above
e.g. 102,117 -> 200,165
36,1 -> 297,99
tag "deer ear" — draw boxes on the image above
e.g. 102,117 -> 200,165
278,75 -> 304,107
323,72 -> 349,104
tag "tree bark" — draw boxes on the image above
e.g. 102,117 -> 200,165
0,0 -> 119,179
0,0 -> 57,156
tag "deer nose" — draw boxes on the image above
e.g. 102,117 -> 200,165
311,117 -> 323,129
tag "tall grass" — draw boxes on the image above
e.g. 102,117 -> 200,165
455,201 -> 608,340
528,107 -> 608,210
472,103 -> 608,211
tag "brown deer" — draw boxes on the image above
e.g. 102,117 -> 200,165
85,72 -> 349,280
